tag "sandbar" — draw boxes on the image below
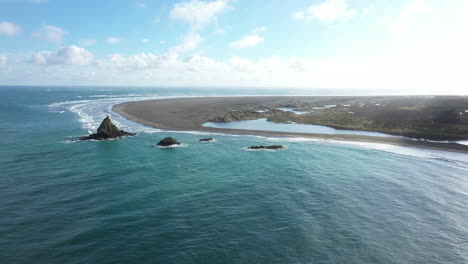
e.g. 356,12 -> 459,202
113,96 -> 468,154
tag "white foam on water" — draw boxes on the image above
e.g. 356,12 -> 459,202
135,127 -> 468,164
162,130 -> 216,136
260,136 -> 468,163
254,136 -> 324,143
48,95 -> 178,133
50,94 -> 280,134
155,143 -> 188,149
199,139 -> 217,142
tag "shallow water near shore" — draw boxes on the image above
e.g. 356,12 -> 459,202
1,86 -> 468,264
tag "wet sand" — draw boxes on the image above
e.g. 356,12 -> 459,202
113,96 -> 468,154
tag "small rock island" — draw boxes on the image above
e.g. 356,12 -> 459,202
199,138 -> 214,142
248,145 -> 285,150
157,137 -> 181,147
80,114 -> 135,140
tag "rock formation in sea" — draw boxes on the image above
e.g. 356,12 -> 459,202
199,138 -> 214,142
247,145 -> 285,150
80,115 -> 136,140
157,137 -> 181,147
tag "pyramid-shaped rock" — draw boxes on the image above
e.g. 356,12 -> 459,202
81,115 -> 136,140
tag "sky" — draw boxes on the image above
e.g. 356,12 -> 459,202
0,0 -> 467,93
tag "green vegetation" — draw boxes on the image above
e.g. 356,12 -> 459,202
208,96 -> 468,140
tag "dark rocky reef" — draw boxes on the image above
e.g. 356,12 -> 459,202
157,137 -> 181,147
199,138 -> 214,142
247,145 -> 285,150
79,115 -> 135,140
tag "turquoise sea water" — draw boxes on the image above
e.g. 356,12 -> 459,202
1,87 -> 467,264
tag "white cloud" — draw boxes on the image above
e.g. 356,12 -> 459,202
252,26 -> 266,34
230,35 -> 263,49
126,53 -> 168,69
169,33 -> 203,58
292,11 -> 305,20
377,15 -> 393,26
230,27 -> 266,49
97,53 -> 168,69
230,56 -> 256,72
31,46 -> 94,66
142,38 -> 150,43
107,37 -> 121,44
100,54 -> 126,68
136,2 -> 146,8
391,0 -> 430,33
184,54 -> 216,65
80,39 -> 96,47
167,0 -> 231,64
0,55 -> 7,65
32,25 -> 67,44
0,21 -> 22,36
3,46 -> 465,93
30,0 -> 48,3
292,0 -> 357,23
363,8 -> 370,16
96,52 -> 224,74
170,0 -> 230,30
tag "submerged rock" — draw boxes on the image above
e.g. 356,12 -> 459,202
199,138 -> 214,142
247,145 -> 285,150
157,137 -> 181,147
80,115 -> 135,140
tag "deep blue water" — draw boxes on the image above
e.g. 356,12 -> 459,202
1,86 -> 467,264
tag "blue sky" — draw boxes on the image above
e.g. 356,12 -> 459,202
0,0 -> 467,93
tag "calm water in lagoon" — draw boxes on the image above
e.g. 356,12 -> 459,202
276,107 -> 310,115
1,87 -> 467,264
203,118 -> 397,137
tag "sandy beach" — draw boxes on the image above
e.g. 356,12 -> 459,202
113,96 -> 468,154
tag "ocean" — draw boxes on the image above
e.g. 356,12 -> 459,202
1,86 -> 467,264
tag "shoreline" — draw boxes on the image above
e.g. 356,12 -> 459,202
113,97 -> 468,154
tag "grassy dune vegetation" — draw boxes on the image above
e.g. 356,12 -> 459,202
208,96 -> 468,140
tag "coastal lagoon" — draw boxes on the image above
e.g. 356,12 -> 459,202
203,118 -> 398,138
276,107 -> 310,115
1,87 -> 468,264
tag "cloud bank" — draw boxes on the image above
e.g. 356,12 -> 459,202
31,46 -> 94,66
230,27 -> 266,49
170,0 -> 230,30
0,21 -> 22,36
32,25 -> 67,44
293,0 -> 357,23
